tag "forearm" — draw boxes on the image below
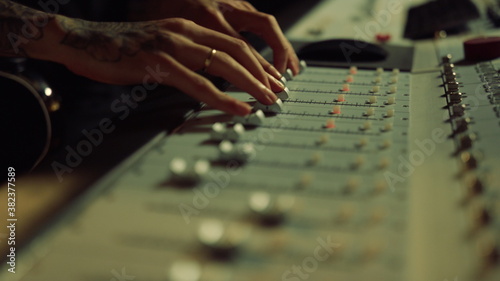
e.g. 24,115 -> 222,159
0,0 -> 65,60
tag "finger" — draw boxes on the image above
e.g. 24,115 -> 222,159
159,54 -> 252,116
164,35 -> 277,105
203,48 -> 278,105
194,9 -> 283,79
268,72 -> 285,93
224,8 -> 300,75
187,26 -> 272,89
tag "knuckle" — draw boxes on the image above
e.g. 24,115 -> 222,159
258,13 -> 277,25
216,51 -> 233,65
232,38 -> 248,50
165,18 -> 195,33
191,76 -> 212,91
203,5 -> 220,17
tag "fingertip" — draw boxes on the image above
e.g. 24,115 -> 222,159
290,54 -> 300,76
268,64 -> 282,79
268,73 -> 285,92
232,100 -> 252,116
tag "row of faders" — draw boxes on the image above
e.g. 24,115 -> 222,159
16,63 -> 411,280
441,55 -> 500,278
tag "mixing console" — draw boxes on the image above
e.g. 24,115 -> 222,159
7,64 -> 413,281
2,1 -> 500,281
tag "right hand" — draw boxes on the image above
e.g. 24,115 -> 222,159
40,16 -> 285,115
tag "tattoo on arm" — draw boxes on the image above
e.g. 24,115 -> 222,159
0,0 -> 54,57
59,19 -> 173,62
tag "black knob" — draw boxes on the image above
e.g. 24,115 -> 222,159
451,104 -> 466,118
454,117 -> 470,134
449,92 -> 463,104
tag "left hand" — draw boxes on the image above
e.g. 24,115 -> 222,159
128,0 -> 300,77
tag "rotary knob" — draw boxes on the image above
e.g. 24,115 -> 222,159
443,63 -> 455,72
197,219 -> 251,258
448,92 -> 463,104
442,54 -> 452,63
460,151 -> 478,170
446,81 -> 460,92
451,104 -> 466,118
169,158 -> 210,185
249,192 -> 295,225
458,133 -> 476,152
444,71 -> 457,82
454,117 -> 470,134
210,123 -> 245,142
219,140 -> 256,163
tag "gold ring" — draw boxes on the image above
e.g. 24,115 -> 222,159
203,49 -> 217,72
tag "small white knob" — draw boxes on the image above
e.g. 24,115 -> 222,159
283,68 -> 293,81
254,98 -> 283,113
169,158 -> 210,184
277,87 -> 290,100
299,60 -> 307,74
226,123 -> 245,142
210,122 -> 226,141
233,109 -> 265,126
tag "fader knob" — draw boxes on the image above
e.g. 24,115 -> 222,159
283,69 -> 293,81
280,76 -> 287,85
249,192 -> 295,225
277,87 -> 290,100
233,109 -> 265,126
299,60 -> 307,74
197,219 -> 250,257
254,98 -> 283,113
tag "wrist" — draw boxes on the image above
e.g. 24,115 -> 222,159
23,14 -> 69,63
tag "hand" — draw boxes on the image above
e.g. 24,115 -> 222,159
128,0 -> 300,76
43,16 -> 286,116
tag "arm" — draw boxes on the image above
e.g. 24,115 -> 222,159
0,0 -> 59,58
0,0 -> 284,115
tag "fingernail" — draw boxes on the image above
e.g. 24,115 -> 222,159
269,65 -> 282,79
262,84 -> 277,104
269,74 -> 285,90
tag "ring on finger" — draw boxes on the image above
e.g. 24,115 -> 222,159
203,49 -> 217,72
